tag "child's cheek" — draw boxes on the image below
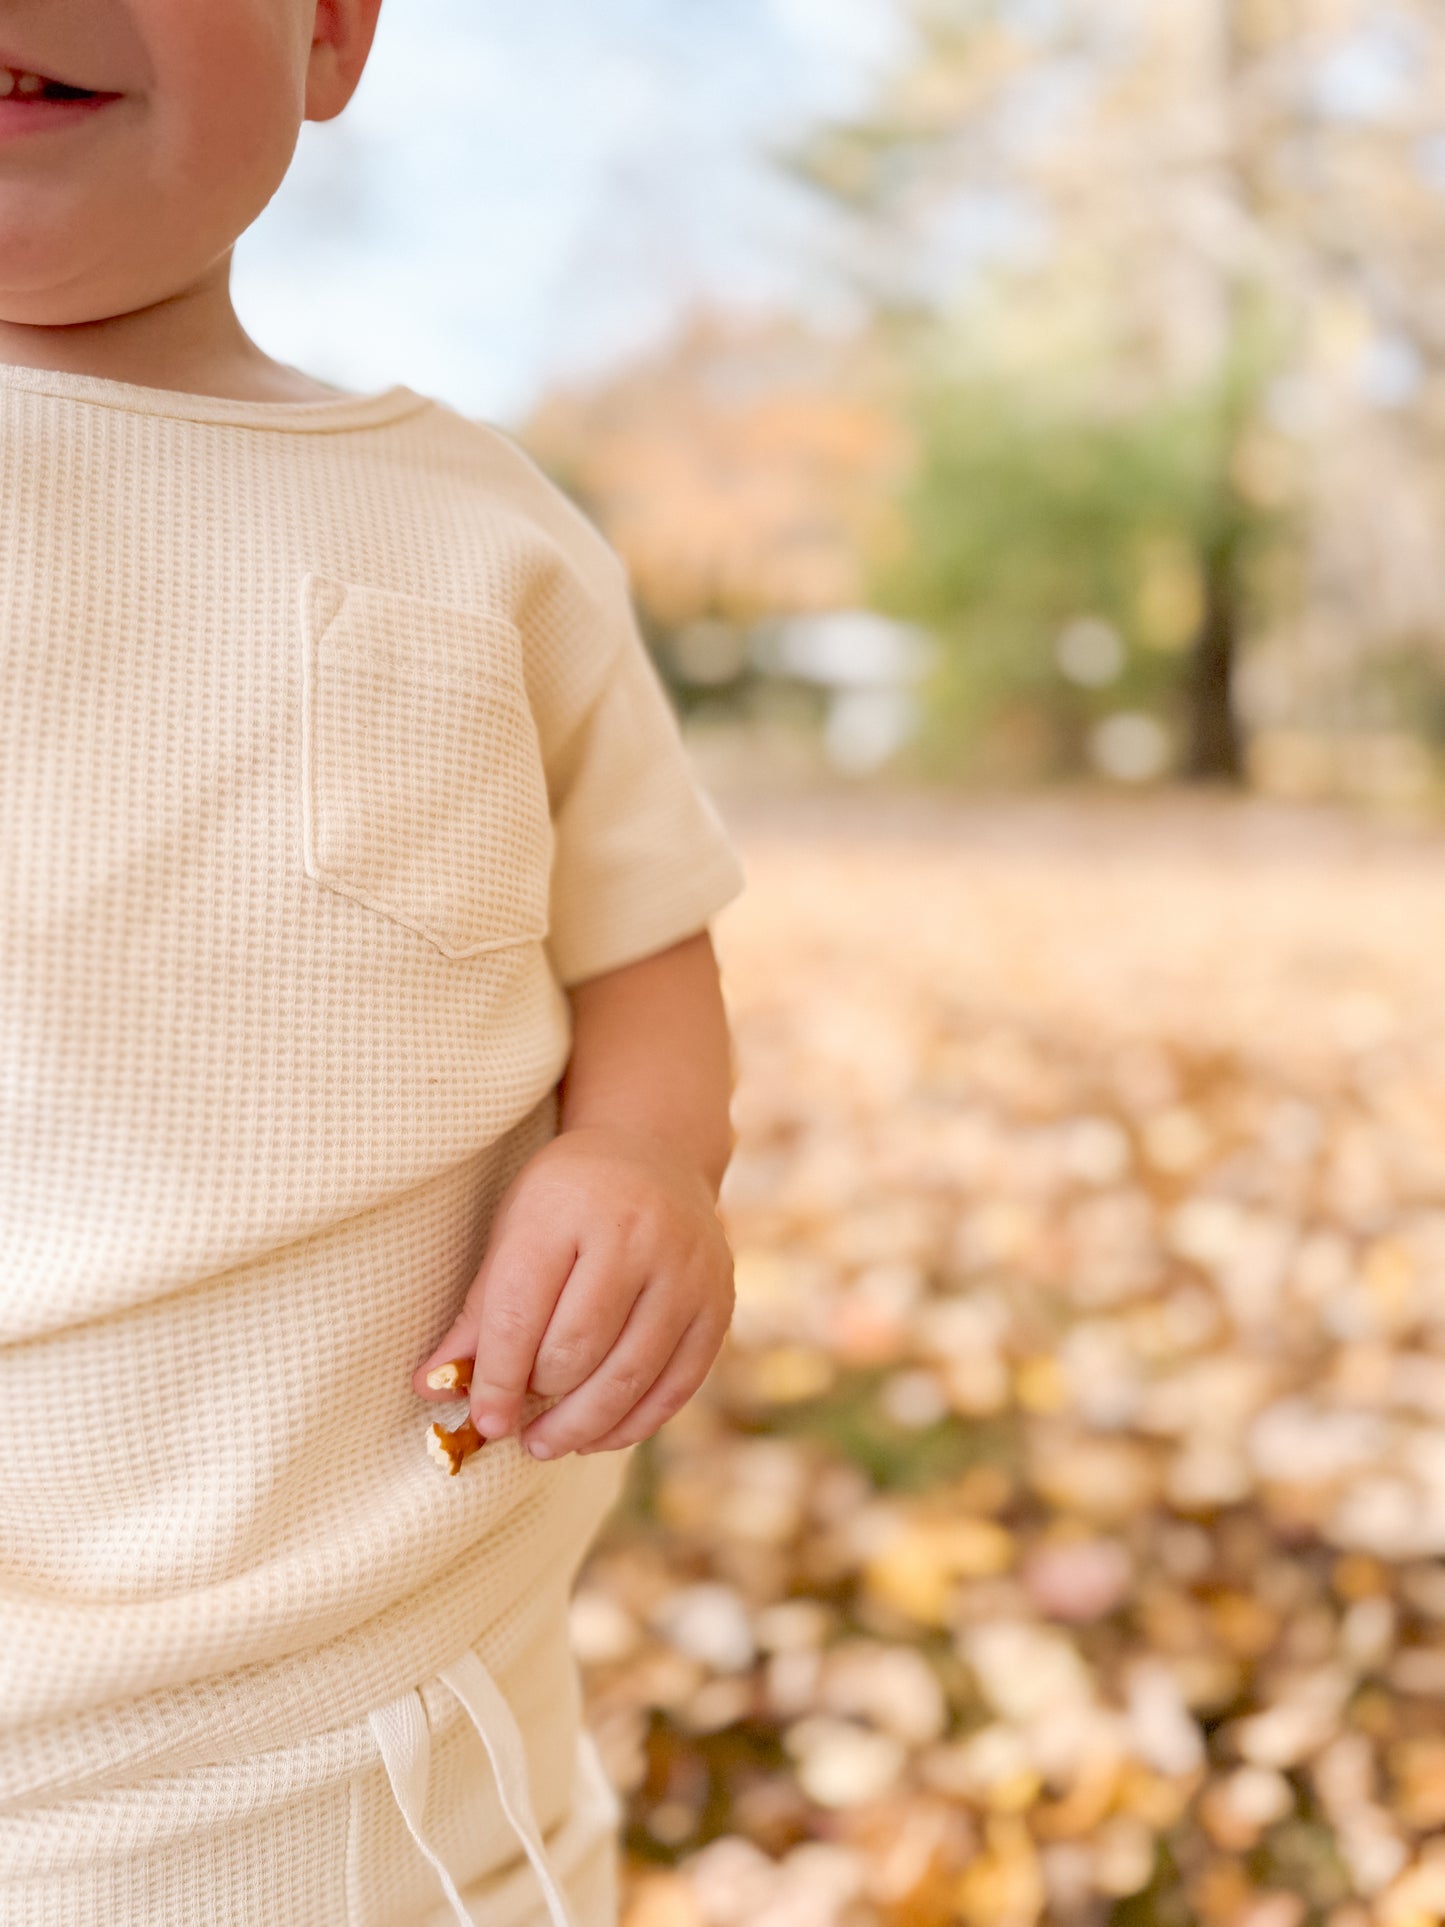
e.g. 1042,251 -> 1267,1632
0,0 -> 309,328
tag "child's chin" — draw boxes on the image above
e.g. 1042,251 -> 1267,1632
0,245 -> 165,331
0,286 -> 108,328
0,236 -> 94,323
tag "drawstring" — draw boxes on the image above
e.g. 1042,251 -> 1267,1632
368,1647 -> 579,1927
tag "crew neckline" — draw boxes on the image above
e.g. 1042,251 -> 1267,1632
0,359 -> 431,432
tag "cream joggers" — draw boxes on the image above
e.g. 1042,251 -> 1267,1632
0,1573 -> 621,1927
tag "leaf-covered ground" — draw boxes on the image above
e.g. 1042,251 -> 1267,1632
574,790 -> 1445,1927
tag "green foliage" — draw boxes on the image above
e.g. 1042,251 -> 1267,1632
756,1367 -> 1018,1493
877,323 -> 1301,782
1356,642 -> 1445,746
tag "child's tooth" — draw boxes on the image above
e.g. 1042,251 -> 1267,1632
15,73 -> 44,96
0,72 -> 14,99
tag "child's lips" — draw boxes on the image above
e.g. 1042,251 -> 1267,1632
0,58 -> 123,142
0,91 -> 122,143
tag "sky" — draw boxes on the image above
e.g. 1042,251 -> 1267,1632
232,1 -> 1428,429
233,0 -> 911,425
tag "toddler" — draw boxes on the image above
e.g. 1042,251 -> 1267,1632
0,4 -> 745,1924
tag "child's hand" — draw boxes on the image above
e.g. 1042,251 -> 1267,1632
412,1125 -> 736,1459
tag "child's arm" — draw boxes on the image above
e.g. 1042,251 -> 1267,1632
412,929 -> 738,1459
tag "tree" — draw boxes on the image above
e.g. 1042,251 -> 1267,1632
523,315 -> 911,632
882,337 -> 1299,782
786,0 -> 1445,785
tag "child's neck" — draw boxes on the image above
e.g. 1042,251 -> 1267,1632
0,255 -> 347,405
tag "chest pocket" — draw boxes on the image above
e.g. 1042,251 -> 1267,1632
299,573 -> 552,959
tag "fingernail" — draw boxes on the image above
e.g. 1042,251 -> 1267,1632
473,1412 -> 508,1438
527,1439 -> 552,1459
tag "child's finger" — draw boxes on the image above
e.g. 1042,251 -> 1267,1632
413,1220 -> 573,1432
527,1248 -> 638,1398
571,1313 -> 721,1454
463,1221 -> 583,1437
517,1285 -> 695,1459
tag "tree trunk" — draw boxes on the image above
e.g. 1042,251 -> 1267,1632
1176,0 -> 1252,787
1183,526 -> 1246,781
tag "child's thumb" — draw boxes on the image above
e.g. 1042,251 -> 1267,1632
411,1211 -> 572,1428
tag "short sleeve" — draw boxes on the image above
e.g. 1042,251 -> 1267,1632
540,571 -> 747,989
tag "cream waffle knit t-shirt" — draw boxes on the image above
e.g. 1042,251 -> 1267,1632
0,363 -> 746,1813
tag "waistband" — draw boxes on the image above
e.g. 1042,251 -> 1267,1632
0,1450 -> 628,1813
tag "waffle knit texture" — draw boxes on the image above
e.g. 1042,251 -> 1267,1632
0,362 -> 746,1918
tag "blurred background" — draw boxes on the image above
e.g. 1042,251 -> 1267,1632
243,4 -> 1445,1922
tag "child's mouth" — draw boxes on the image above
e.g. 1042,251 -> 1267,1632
0,64 -> 122,138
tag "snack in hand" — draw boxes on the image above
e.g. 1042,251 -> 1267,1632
424,1356 -> 483,1475
425,1357 -> 474,1395
426,1415 -> 485,1475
